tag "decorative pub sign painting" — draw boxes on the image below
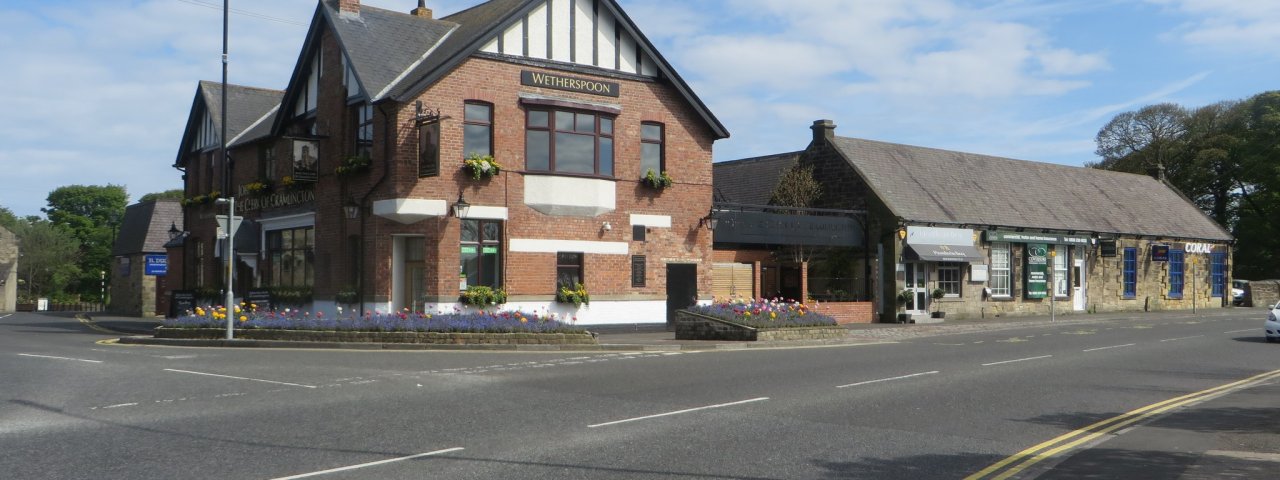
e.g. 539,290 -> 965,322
291,139 -> 319,182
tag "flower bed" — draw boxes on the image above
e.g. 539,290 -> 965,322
162,306 -> 587,340
676,298 -> 843,341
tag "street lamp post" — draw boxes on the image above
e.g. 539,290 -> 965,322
215,197 -> 237,339
1048,248 -> 1056,323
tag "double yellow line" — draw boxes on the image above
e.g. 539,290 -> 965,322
966,368 -> 1280,480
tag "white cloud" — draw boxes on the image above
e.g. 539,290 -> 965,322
1147,0 -> 1280,54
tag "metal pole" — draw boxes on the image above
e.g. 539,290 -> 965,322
225,196 -> 235,339
1191,257 -> 1197,315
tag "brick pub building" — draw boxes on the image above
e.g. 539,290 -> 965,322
169,0 -> 728,325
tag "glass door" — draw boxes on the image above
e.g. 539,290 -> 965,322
905,263 -> 928,314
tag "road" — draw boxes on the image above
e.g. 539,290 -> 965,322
1,309 -> 1277,479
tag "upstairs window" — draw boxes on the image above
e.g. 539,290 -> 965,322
526,109 -> 614,177
463,102 -> 493,158
351,102 -> 373,159
259,145 -> 276,181
640,122 -> 664,178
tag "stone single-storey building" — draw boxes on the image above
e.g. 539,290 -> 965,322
715,120 -> 1234,322
111,200 -> 184,317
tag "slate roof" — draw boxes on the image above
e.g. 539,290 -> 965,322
324,1 -> 457,99
175,82 -> 283,166
112,200 -> 185,256
712,152 -> 801,206
829,136 -> 1233,241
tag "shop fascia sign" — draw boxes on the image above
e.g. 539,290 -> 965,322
1181,242 -> 1218,255
986,230 -> 1090,245
520,71 -> 620,98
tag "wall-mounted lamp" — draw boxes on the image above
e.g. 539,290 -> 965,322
452,192 -> 470,218
602,221 -> 612,232
700,211 -> 718,230
168,222 -> 182,240
344,198 -> 361,219
897,227 -> 907,240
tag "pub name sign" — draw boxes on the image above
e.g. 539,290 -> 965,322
521,71 -> 620,97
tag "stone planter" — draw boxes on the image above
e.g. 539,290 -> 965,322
155,327 -> 597,346
674,310 -> 847,341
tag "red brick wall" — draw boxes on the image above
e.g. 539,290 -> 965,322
812,301 -> 874,324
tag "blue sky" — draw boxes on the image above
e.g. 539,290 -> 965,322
2,0 -> 1278,218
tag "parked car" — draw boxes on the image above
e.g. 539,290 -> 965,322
1233,279 -> 1249,306
1267,301 -> 1280,343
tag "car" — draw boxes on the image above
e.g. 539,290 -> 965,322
1267,301 -> 1280,343
1232,279 -> 1248,306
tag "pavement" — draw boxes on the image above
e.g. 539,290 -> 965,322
77,306 -> 1266,351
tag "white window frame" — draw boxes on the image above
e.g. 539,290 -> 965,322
989,242 -> 1011,298
1053,245 -> 1069,298
936,262 -> 961,298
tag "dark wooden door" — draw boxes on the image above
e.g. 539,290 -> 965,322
666,264 -> 698,329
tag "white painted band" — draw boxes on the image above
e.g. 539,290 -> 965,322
509,238 -> 629,255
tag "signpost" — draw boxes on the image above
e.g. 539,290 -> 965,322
215,198 -> 241,340
1048,249 -> 1056,322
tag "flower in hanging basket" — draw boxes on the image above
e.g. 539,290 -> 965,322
642,169 -> 674,189
462,154 -> 502,180
243,181 -> 271,195
335,155 -> 371,177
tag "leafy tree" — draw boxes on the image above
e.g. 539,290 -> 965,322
41,185 -> 128,298
0,206 -> 18,232
11,219 -> 82,300
769,164 -> 825,267
139,189 -> 184,203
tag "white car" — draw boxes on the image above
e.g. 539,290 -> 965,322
1267,301 -> 1280,343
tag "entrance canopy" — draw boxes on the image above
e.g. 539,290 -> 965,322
906,226 -> 982,263
906,243 -> 983,262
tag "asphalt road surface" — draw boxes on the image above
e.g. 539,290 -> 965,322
1,309 -> 1276,479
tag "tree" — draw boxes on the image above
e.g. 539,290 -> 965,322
11,219 -> 82,301
139,189 -> 184,203
0,206 -> 18,232
769,164 -> 825,267
42,185 -> 128,298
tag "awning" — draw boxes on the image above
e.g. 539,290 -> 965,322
907,243 -> 984,263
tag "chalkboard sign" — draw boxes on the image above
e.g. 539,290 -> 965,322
170,290 -> 197,318
246,289 -> 273,312
1100,240 -> 1117,258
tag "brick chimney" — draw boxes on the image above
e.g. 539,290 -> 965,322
411,0 -> 433,18
1147,162 -> 1167,182
811,119 -> 836,144
338,0 -> 359,14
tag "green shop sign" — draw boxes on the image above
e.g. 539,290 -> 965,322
1025,243 -> 1048,299
987,230 -> 1090,245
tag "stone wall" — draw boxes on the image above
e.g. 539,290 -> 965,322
674,310 -> 847,341
109,254 -> 160,317
1249,280 -> 1280,308
0,226 -> 16,313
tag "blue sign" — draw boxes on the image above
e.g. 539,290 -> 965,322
144,255 -> 168,276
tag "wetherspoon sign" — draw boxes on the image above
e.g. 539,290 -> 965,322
987,230 -> 1090,245
521,70 -> 620,97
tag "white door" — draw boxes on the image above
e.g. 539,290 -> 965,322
1072,258 -> 1086,311
905,263 -> 929,314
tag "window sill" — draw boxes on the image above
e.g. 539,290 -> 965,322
521,170 -> 617,182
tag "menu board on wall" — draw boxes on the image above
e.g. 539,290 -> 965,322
1025,243 -> 1048,299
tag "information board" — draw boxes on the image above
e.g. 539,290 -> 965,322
170,290 -> 196,318
1025,243 -> 1048,299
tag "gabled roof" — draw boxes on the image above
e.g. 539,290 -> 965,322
174,81 -> 283,167
112,200 -> 185,256
272,0 -> 727,139
828,136 -> 1233,241
712,152 -> 801,205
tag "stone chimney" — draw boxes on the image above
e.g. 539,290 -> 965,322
411,0 -> 433,18
1147,163 -> 1167,182
338,0 -> 359,14
811,119 -> 836,144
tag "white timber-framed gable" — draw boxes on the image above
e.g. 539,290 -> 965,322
479,0 -> 658,77
194,106 -> 219,152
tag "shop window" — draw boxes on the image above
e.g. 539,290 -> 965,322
1053,245 -> 1069,298
351,102 -> 373,159
556,252 -> 584,288
419,120 -> 440,177
1168,249 -> 1185,299
1123,247 -> 1137,299
640,122 -> 664,178
463,101 -> 492,158
526,109 -> 615,177
461,220 -> 502,289
989,242 -> 1011,297
267,227 -> 315,287
937,263 -> 961,297
1210,252 -> 1226,298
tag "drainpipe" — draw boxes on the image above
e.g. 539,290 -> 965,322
356,101 -> 395,315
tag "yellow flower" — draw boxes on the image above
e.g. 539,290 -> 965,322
234,306 -> 242,314
770,312 -> 777,319
519,317 -> 528,323
239,315 -> 247,322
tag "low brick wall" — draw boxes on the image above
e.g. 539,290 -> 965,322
812,301 -> 875,324
675,310 -> 847,341
155,328 -> 598,346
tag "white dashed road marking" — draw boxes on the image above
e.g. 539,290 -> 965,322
982,355 -> 1053,367
17,353 -> 103,364
1083,344 -> 1136,352
588,397 -> 770,428
837,371 -> 939,389
164,368 -> 317,389
269,447 -> 465,480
